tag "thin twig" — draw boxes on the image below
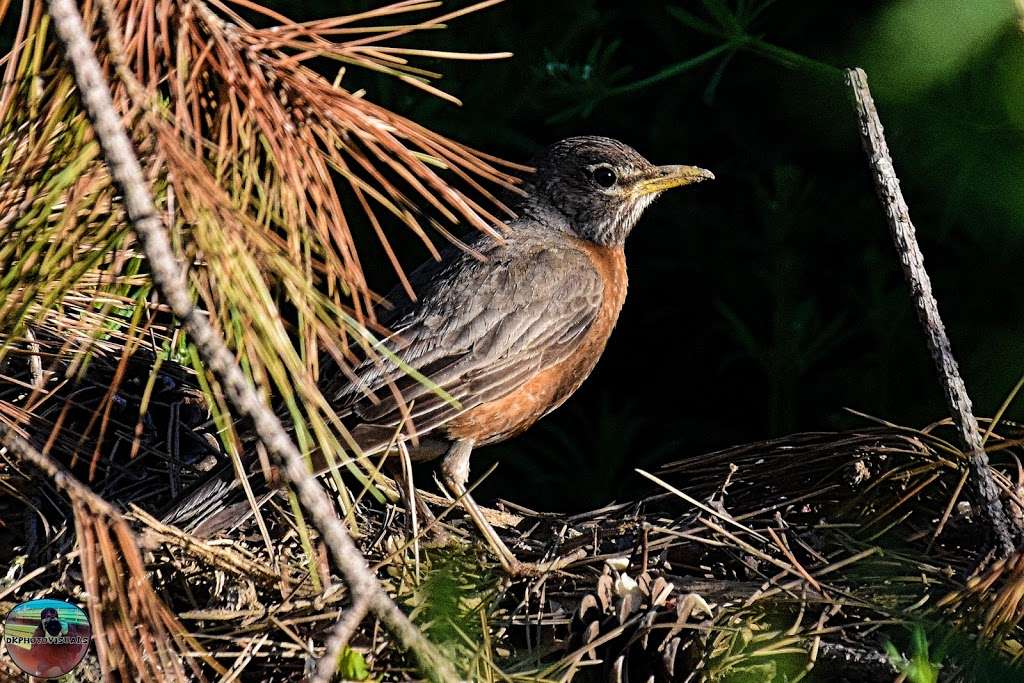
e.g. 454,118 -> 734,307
23,327 -> 44,389
0,424 -> 117,519
846,67 -> 1020,557
312,595 -> 372,683
44,0 -> 458,679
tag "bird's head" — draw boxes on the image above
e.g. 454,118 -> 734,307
520,136 -> 713,247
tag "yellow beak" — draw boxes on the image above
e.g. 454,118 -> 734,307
634,165 -> 715,196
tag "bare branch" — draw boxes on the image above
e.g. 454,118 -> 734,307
44,0 -> 458,678
312,595 -> 373,683
846,67 -> 1020,557
0,423 -> 115,520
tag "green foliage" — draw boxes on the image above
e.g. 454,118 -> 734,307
890,622 -> 1024,683
409,545 -> 499,655
700,609 -> 812,683
866,0 -> 1016,98
885,626 -> 941,683
336,647 -> 372,681
391,543 -> 527,680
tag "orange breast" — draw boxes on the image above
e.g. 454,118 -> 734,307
445,241 -> 628,445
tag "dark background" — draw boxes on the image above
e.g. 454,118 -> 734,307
326,0 -> 1024,511
289,0 -> 1024,510
12,0 -> 1022,511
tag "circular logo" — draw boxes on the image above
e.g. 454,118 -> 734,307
3,598 -> 91,678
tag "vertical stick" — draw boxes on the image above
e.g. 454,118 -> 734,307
846,67 -> 1018,557
44,0 -> 457,678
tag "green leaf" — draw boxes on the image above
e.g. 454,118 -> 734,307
336,646 -> 371,681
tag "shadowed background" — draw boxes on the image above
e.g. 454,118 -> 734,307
12,0 -> 1020,511
263,0 -> 1024,510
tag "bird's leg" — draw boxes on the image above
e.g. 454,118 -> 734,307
439,439 -> 522,573
439,439 -> 582,577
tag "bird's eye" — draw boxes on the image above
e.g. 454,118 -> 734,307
591,166 -> 617,189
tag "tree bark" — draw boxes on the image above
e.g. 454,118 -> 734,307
846,67 -> 1019,558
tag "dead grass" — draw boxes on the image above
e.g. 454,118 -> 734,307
5,338 -> 1024,680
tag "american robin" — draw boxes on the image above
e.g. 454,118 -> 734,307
331,136 -> 712,575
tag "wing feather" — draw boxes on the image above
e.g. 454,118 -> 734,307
332,229 -> 603,451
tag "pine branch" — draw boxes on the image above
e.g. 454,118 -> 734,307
44,0 -> 458,678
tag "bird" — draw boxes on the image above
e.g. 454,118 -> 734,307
326,136 -> 713,575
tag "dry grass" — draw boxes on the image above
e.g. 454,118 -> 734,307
0,0 -> 523,512
0,0 -> 521,678
7,357 -> 1024,680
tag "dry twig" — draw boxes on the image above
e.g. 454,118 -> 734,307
44,0 -> 457,678
312,594 -> 372,683
846,67 -> 1021,558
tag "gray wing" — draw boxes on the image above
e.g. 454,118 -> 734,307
333,237 -> 603,446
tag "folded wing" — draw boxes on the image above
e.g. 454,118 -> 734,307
333,237 -> 603,450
